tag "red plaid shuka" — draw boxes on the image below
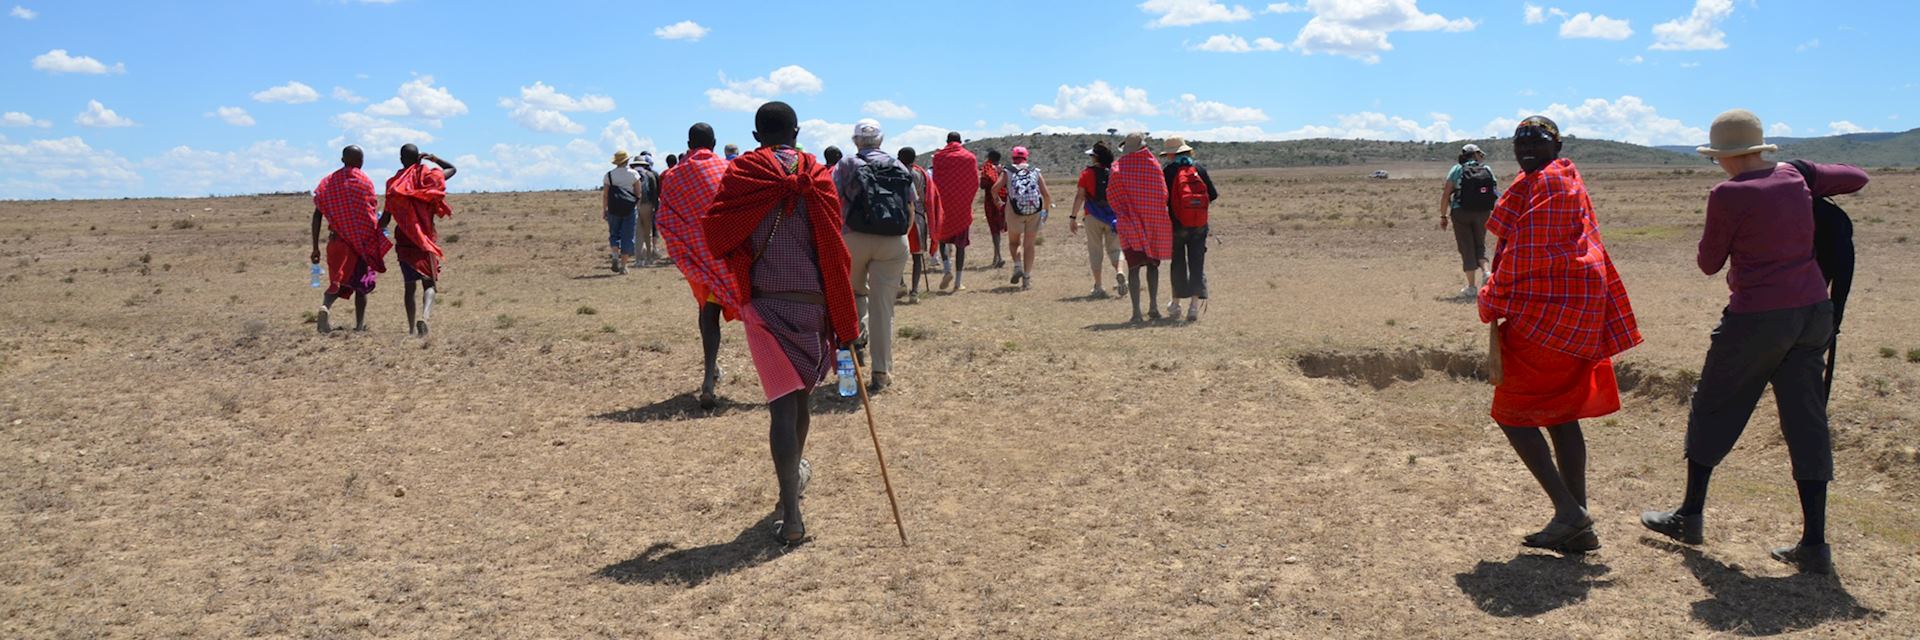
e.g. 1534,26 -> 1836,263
384,163 -> 451,279
657,148 -> 739,317
315,167 -> 391,269
1479,158 -> 1641,361
1108,146 -> 1173,259
931,142 -> 977,243
703,147 -> 860,348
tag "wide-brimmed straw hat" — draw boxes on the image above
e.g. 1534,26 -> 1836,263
1697,109 -> 1778,158
611,150 -> 630,165
1159,136 -> 1194,156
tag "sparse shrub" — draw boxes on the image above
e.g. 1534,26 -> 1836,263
210,390 -> 241,415
138,253 -> 151,264
235,261 -> 248,273
640,340 -> 671,353
60,276 -> 73,284
576,305 -> 597,315
1881,347 -> 1898,359
301,310 -> 319,324
1907,348 -> 1920,364
444,233 -> 461,244
897,325 -> 933,340
600,325 -> 617,334
493,314 -> 516,329
171,218 -> 197,230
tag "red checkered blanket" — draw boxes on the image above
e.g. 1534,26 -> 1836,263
1108,147 -> 1172,259
314,167 -> 390,269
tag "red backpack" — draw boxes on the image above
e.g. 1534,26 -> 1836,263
1171,165 -> 1210,227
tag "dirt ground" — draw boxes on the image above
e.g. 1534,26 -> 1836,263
2,162 -> 1916,638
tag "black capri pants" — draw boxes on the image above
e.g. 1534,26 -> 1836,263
1685,300 -> 1835,481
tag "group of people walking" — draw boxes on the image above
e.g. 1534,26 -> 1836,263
1472,110 -> 1867,575
302,101 -> 1869,573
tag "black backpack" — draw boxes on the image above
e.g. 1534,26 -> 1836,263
1788,159 -> 1855,396
848,157 -> 914,236
605,170 -> 638,211
1457,163 -> 1497,211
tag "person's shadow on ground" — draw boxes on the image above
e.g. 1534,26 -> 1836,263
1453,553 -> 1613,617
595,513 -> 788,587
1641,539 -> 1881,636
592,391 -> 757,423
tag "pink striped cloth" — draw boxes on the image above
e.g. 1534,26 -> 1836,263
1108,146 -> 1172,259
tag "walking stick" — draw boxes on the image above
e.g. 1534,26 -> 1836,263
849,356 -> 909,546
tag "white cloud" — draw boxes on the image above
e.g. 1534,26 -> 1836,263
1828,121 -> 1873,135
1523,3 -> 1546,24
251,81 -> 320,104
1561,13 -> 1632,40
453,137 -> 634,192
1157,111 -> 1464,143
1191,34 -> 1286,52
1651,0 -> 1732,51
862,100 -> 917,120
1265,3 -> 1304,13
1029,81 -> 1158,120
1485,96 -> 1706,146
32,49 -> 125,75
653,20 -> 710,41
388,75 -> 468,121
329,112 -> 432,152
211,106 -> 254,127
74,100 -> 134,128
1796,39 -> 1820,53
1621,55 -> 1645,64
1140,0 -> 1252,27
1172,94 -> 1268,124
11,5 -> 35,19
1289,0 -> 1476,64
600,118 -> 649,156
517,81 -> 615,112
499,82 -> 614,134
796,118 -> 859,157
143,140 -> 327,196
365,97 -> 409,117
0,136 -> 142,198
1769,122 -> 1792,136
331,86 -> 366,104
1,111 -> 50,128
705,65 -> 824,112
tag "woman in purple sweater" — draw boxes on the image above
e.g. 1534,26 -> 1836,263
1641,109 -> 1869,575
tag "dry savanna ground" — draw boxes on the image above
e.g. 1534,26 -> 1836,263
2,162 -> 1917,638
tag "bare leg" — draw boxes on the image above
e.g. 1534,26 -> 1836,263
352,293 -> 369,331
910,255 -> 924,295
768,391 -> 806,540
952,246 -> 968,289
319,292 -> 340,333
991,232 -> 1004,267
1020,229 -> 1037,281
1146,263 -> 1161,317
1547,422 -> 1588,508
1502,424 -> 1588,524
698,301 -> 722,404
404,280 -> 419,333
1128,265 -> 1145,321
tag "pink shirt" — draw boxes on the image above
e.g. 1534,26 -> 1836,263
1699,162 -> 1868,313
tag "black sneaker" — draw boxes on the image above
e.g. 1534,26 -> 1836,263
1771,543 -> 1833,575
1640,510 -> 1704,545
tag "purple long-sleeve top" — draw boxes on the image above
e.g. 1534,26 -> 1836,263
1699,161 -> 1869,313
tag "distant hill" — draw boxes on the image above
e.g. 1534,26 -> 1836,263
1657,128 -> 1920,166
962,134 -> 1692,171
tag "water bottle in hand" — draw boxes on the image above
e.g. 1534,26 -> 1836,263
837,349 -> 857,397
309,263 -> 324,288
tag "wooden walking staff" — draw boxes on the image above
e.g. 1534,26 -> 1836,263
849,356 -> 909,546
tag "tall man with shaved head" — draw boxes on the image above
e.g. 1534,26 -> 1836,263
309,145 -> 392,333
380,143 -> 457,337
930,131 -> 978,292
704,101 -> 859,545
657,122 -> 736,408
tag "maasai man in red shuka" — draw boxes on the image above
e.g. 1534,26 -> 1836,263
1107,133 -> 1173,323
979,150 -> 1009,268
309,145 -> 391,334
1478,115 -> 1641,555
701,102 -> 858,546
900,145 -> 942,302
656,122 -> 739,408
381,144 -> 457,338
931,132 -> 977,291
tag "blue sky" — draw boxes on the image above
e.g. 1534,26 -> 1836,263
1,0 -> 1912,199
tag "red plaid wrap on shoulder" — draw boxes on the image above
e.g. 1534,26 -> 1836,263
1108,146 -> 1173,259
931,142 -> 977,243
702,148 -> 860,347
1479,158 -> 1642,361
384,163 -> 450,275
314,167 -> 391,269
657,148 -> 739,317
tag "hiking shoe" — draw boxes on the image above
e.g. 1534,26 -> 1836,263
1010,269 -> 1024,285
414,319 -> 429,339
1167,301 -> 1182,318
1021,275 -> 1032,291
1640,510 -> 1705,545
866,371 -> 891,395
1771,543 -> 1833,575
1114,272 -> 1127,293
1186,300 -> 1201,322
1090,287 -> 1108,299
610,255 -> 621,273
316,307 -> 332,334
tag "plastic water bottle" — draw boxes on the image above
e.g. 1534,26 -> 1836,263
836,349 -> 857,397
309,263 -> 324,288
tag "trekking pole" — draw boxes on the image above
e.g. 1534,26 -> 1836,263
850,356 -> 909,546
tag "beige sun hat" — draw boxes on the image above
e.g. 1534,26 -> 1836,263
1160,136 -> 1195,156
1122,131 -> 1147,153
1696,109 -> 1779,158
611,150 -> 630,165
